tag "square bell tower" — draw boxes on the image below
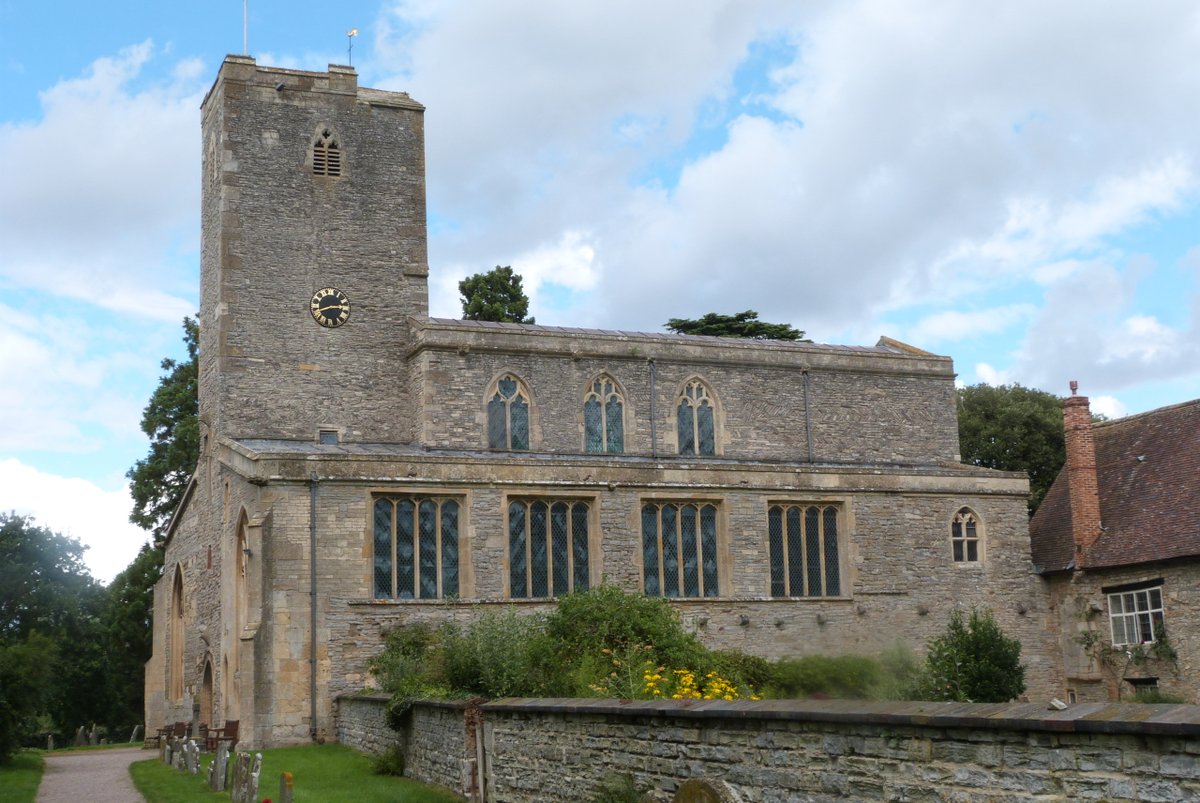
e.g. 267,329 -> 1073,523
199,55 -> 428,446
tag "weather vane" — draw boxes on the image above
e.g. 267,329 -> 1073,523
347,28 -> 358,66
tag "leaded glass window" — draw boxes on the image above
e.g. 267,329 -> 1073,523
768,503 -> 841,597
584,375 -> 624,453
1108,586 -> 1165,647
373,497 -> 461,599
951,508 -> 980,562
508,499 -> 590,598
677,379 -> 716,456
642,502 -> 719,598
488,374 -> 531,450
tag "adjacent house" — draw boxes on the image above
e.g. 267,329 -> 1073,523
1031,389 -> 1200,703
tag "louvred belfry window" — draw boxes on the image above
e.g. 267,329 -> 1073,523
312,128 -> 342,176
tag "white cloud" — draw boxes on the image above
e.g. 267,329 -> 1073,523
1091,395 -> 1128,420
0,459 -> 150,584
0,42 -> 201,322
906,304 -> 1036,347
974,363 -> 1010,386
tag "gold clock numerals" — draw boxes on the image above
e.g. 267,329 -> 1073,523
310,287 -> 351,328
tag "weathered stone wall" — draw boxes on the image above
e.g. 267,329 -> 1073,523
334,696 -> 1200,802
336,695 -> 479,799
411,321 -> 961,465
1044,561 -> 1200,705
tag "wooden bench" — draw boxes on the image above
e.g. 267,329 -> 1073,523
151,721 -> 189,748
205,719 -> 239,752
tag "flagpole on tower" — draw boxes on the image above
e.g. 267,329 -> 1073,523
347,28 -> 358,66
243,0 -> 249,55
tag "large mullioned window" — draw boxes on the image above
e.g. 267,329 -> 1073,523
508,499 -> 591,598
584,375 -> 624,453
488,375 -> 531,450
642,502 -> 719,598
373,497 -> 460,599
768,504 -> 841,597
677,379 -> 716,456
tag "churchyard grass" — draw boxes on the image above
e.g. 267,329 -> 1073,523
0,751 -> 44,803
131,743 -> 463,803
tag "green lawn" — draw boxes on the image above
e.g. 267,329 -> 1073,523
131,743 -> 463,803
0,752 -> 44,803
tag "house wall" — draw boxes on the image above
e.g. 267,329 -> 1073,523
1043,562 -> 1200,704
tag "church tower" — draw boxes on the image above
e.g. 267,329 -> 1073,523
199,56 -> 428,446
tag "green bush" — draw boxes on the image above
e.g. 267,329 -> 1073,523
763,654 -> 882,700
710,650 -> 774,693
912,608 -> 1026,703
371,744 -> 406,776
1131,688 -> 1188,704
442,609 -> 549,698
591,772 -> 644,803
872,641 -> 923,700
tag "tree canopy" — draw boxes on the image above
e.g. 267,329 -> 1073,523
127,317 -> 200,547
913,608 -> 1026,703
459,265 -> 535,324
956,383 -> 1065,513
664,310 -> 808,341
0,513 -> 108,760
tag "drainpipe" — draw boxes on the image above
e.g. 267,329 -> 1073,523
309,472 -> 319,741
648,359 -> 657,458
802,369 -> 814,463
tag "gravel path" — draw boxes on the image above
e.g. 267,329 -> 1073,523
36,746 -> 148,803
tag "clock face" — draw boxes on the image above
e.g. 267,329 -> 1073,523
310,287 -> 351,328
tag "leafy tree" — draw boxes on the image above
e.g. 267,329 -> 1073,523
459,266 -> 535,324
0,632 -> 56,762
956,383 -> 1065,513
102,543 -> 163,735
664,310 -> 808,341
913,608 -> 1026,703
127,317 -> 200,547
0,514 -> 108,755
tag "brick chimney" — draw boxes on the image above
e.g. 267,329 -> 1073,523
1063,384 -> 1102,565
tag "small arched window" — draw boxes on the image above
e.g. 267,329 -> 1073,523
677,378 -> 716,456
584,375 -> 624,453
488,374 -> 531,450
312,128 -> 342,176
951,508 -> 982,562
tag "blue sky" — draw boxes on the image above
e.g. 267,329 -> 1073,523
3,1 -> 1199,582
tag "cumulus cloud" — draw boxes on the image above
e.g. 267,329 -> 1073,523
0,42 -> 202,321
0,459 -> 149,584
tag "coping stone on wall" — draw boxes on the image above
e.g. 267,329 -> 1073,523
479,698 -> 1200,737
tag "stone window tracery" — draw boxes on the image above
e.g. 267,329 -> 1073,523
488,374 -> 531,450
507,498 -> 591,598
768,503 -> 842,597
373,496 -> 460,599
677,379 -> 716,456
312,127 -> 342,176
951,508 -> 981,562
641,501 -> 720,598
584,375 -> 624,453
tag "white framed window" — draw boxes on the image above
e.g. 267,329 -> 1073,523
1108,585 -> 1164,647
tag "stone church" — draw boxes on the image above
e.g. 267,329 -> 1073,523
145,56 -> 1058,747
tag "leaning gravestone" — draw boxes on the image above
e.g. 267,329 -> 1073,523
208,741 -> 230,791
230,752 -> 264,803
74,726 -> 86,747
129,724 -> 141,743
183,740 -> 200,774
88,724 -> 98,746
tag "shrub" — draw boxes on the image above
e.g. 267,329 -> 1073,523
591,772 -> 643,803
710,649 -> 774,692
912,608 -> 1025,703
371,744 -> 406,776
764,655 -> 882,700
871,642 -> 923,700
1131,688 -> 1188,704
441,609 -> 549,698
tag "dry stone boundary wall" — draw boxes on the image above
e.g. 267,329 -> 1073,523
338,695 -> 1200,802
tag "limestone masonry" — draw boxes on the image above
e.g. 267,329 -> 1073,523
147,56 -> 1063,749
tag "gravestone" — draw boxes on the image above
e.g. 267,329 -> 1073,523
130,724 -> 141,743
160,736 -> 170,764
279,770 -> 294,803
184,739 -> 201,774
88,724 -> 98,746
230,752 -> 251,803
208,741 -> 230,791
46,735 -> 54,751
73,726 -> 86,747
171,737 -> 186,771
